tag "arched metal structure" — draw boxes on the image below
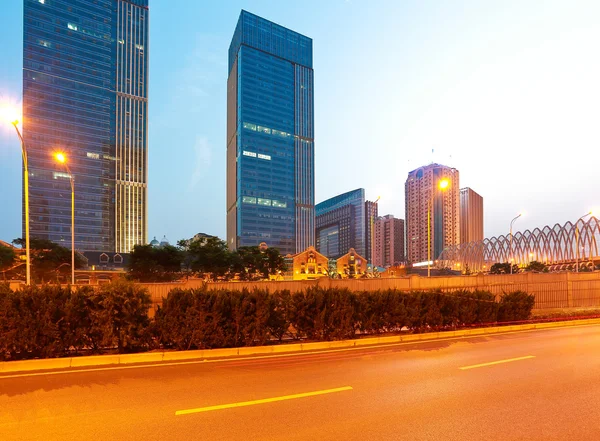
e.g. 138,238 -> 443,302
438,216 -> 600,272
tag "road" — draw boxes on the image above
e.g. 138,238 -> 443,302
2,324 -> 600,440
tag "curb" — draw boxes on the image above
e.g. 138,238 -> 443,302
2,318 -> 600,374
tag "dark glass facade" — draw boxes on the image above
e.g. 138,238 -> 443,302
23,0 -> 149,252
227,10 -> 314,256
315,189 -> 366,259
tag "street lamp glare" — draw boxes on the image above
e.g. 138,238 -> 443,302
438,179 -> 449,190
54,152 -> 66,163
0,104 -> 20,126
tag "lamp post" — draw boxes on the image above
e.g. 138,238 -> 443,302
428,178 -> 449,277
575,211 -> 593,273
53,152 -> 75,285
509,213 -> 522,275
12,121 -> 31,285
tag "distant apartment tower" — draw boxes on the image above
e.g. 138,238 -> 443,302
226,11 -> 315,255
365,199 -> 379,263
405,163 -> 460,263
373,215 -> 405,268
22,0 -> 149,253
316,189 -> 377,259
460,187 -> 484,244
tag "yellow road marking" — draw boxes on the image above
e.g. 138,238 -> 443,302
175,386 -> 353,415
459,355 -> 536,370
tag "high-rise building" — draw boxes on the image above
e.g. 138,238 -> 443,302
365,199 -> 379,264
405,163 -> 460,264
227,11 -> 314,256
460,187 -> 484,244
373,215 -> 405,268
316,189 -> 367,259
23,0 -> 149,253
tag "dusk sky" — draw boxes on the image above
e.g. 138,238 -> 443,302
1,0 -> 599,245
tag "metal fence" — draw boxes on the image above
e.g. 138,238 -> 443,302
139,272 -> 600,311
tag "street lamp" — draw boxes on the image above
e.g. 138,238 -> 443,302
1,104 -> 31,285
428,178 -> 450,277
575,211 -> 593,273
53,152 -> 75,285
509,213 -> 523,275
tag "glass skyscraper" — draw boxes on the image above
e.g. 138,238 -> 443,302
316,189 -> 367,259
23,0 -> 149,253
227,10 -> 315,256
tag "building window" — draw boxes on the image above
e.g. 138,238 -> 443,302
243,122 -> 257,131
257,198 -> 272,206
257,153 -> 271,161
67,23 -> 78,31
257,126 -> 271,135
242,196 -> 257,204
272,200 -> 287,208
242,150 -> 257,158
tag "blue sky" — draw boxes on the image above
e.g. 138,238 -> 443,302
1,0 -> 599,245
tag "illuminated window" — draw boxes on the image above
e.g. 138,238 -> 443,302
87,152 -> 100,159
257,126 -> 271,135
257,153 -> 271,161
257,198 -> 272,206
135,44 -> 144,50
118,39 -> 125,44
52,171 -> 71,180
243,122 -> 257,131
272,200 -> 287,208
68,23 -> 78,31
242,150 -> 257,158
38,39 -> 51,48
242,196 -> 257,204
38,0 -> 45,4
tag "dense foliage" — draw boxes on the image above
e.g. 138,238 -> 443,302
7,238 -> 85,283
0,282 -> 535,361
128,239 -> 287,282
0,281 -> 150,360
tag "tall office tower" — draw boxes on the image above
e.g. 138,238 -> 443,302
405,163 -> 460,264
227,11 -> 315,256
460,187 -> 484,244
316,189 -> 366,259
23,0 -> 149,253
365,199 -> 379,264
373,215 -> 405,268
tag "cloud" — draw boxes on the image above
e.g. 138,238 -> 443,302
189,136 -> 212,190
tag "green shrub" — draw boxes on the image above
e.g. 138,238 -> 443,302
498,291 -> 535,322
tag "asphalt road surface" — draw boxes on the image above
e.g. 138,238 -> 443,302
2,324 -> 600,441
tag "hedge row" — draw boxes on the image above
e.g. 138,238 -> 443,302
0,281 -> 150,360
0,282 -> 534,360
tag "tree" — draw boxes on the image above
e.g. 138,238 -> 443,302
490,262 -> 519,275
231,246 -> 287,280
184,236 -> 232,279
127,244 -> 183,282
0,244 -> 16,272
524,260 -> 547,273
11,238 -> 85,283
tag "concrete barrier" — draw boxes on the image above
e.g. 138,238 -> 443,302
2,318 -> 600,375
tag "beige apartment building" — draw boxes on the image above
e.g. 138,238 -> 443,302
405,163 -> 460,264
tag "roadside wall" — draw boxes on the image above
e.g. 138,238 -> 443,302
140,272 -> 600,311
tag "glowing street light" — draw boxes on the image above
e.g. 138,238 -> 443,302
576,211 -> 593,273
53,152 -> 75,285
509,213 -> 523,275
428,178 -> 450,277
1,101 -> 30,285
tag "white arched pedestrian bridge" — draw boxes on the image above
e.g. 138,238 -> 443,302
438,216 -> 600,272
